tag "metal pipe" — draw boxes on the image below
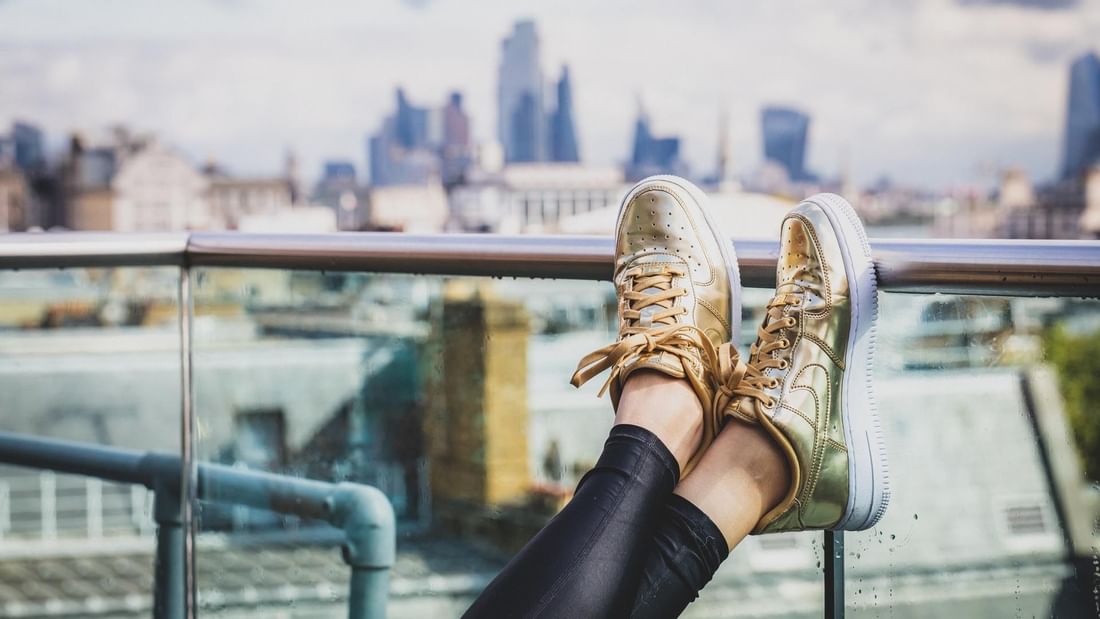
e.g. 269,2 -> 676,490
153,487 -> 185,619
2,232 -> 1098,296
348,568 -> 390,619
0,432 -> 159,486
0,432 -> 396,618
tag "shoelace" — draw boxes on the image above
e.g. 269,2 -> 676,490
570,265 -> 721,399
714,290 -> 803,418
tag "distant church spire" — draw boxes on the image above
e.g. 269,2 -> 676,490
716,105 -> 730,184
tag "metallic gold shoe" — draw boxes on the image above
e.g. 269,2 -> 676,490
570,175 -> 741,475
719,193 -> 889,533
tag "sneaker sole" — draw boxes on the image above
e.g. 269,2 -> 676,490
618,175 -> 742,342
802,193 -> 890,531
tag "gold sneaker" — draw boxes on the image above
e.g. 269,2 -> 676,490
571,175 -> 741,474
718,193 -> 889,533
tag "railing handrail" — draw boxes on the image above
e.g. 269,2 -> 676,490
2,232 -> 1099,297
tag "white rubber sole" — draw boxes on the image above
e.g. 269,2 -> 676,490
617,175 -> 742,342
801,193 -> 890,531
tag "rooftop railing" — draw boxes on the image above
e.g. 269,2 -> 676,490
2,231 -> 1099,296
2,231 -> 1099,619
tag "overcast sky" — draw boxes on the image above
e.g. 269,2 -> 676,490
1,0 -> 1097,189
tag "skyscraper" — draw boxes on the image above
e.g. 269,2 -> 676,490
1061,51 -> 1100,180
440,92 -> 472,185
442,92 -> 471,149
369,89 -> 438,187
548,66 -> 579,162
626,105 -> 686,181
395,88 -> 430,150
368,88 -> 473,187
761,106 -> 812,182
11,121 -> 45,172
498,20 -> 544,163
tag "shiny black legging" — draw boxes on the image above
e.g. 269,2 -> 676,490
463,424 -> 729,619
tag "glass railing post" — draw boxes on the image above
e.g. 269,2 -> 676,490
177,264 -> 197,619
824,530 -> 844,618
153,480 -> 185,619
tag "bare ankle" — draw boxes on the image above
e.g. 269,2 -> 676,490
720,420 -> 790,514
615,370 -> 705,474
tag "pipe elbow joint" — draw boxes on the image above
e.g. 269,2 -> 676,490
327,482 -> 396,570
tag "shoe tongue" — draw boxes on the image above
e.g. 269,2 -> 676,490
629,258 -> 685,328
637,289 -> 663,327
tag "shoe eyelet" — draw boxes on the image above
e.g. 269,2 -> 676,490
777,360 -> 789,370
766,398 -> 777,409
785,317 -> 796,328
768,378 -> 779,389
779,338 -> 790,349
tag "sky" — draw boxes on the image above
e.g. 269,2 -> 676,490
0,0 -> 1097,190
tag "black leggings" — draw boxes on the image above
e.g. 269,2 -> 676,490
463,424 -> 729,619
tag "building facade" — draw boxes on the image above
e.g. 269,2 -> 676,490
0,166 -> 34,231
206,176 -> 294,230
761,105 -> 812,182
449,163 -> 624,233
111,143 -> 210,231
1062,51 -> 1100,180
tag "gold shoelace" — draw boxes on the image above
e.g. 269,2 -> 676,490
570,265 -> 721,400
714,290 -> 803,418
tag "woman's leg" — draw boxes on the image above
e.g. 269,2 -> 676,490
631,420 -> 790,618
632,192 -> 893,616
463,371 -> 703,618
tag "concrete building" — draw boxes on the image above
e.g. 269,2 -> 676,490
367,183 -> 449,232
449,163 -> 625,233
65,140 -> 209,232
313,160 -> 369,230
205,175 -> 295,230
0,165 -> 35,231
111,142 -> 210,231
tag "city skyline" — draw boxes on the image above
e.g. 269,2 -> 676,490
1,0 -> 1098,189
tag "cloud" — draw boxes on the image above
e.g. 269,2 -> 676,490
958,0 -> 1078,10
0,0 -> 1096,189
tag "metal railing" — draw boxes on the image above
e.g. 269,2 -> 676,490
0,431 -> 395,619
2,231 -> 1100,619
2,231 -> 1099,296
